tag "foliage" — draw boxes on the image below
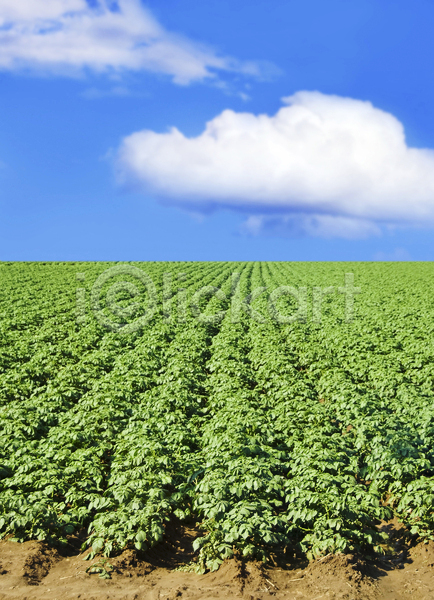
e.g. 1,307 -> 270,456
1,261 -> 434,567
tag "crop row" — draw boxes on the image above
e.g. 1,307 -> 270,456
1,262 -> 434,568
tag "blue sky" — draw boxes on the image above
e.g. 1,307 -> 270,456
1,0 -> 434,260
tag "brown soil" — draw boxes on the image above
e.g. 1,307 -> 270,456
1,519 -> 434,600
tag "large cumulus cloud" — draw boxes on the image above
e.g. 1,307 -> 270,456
116,91 -> 434,238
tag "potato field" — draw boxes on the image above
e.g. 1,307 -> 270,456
1,261 -> 434,574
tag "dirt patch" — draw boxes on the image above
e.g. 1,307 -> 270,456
22,543 -> 61,585
295,553 -> 375,598
372,539 -> 434,600
110,549 -> 154,578
2,520 -> 434,599
410,539 -> 434,566
141,519 -> 202,570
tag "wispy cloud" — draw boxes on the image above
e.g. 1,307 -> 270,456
372,247 -> 411,261
240,214 -> 381,240
116,91 -> 434,239
81,85 -> 143,98
0,0 -> 274,85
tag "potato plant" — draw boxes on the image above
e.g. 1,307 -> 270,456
1,261 -> 434,569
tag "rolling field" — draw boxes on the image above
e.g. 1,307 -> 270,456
1,261 -> 434,589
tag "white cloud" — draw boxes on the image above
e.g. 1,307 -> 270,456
0,1 -> 84,22
0,0 -> 269,84
116,91 -> 434,238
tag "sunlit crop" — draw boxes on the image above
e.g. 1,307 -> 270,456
1,261 -> 434,571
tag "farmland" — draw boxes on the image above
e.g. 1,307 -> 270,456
1,261 -> 434,596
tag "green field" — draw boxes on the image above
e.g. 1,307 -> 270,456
1,261 -> 434,571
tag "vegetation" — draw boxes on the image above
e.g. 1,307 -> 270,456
1,261 -> 434,571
